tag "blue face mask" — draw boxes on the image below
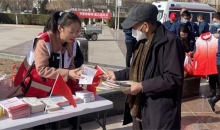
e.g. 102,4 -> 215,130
182,19 -> 188,24
213,22 -> 220,28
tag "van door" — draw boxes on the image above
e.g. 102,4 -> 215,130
157,10 -> 164,23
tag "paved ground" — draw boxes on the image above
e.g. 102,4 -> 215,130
1,24 -> 220,130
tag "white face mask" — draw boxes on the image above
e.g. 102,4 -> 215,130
132,24 -> 146,41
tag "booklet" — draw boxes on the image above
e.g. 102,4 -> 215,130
79,65 -> 97,84
100,80 -> 131,91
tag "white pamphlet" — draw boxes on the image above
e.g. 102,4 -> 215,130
79,65 -> 97,84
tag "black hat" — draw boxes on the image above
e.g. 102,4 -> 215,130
121,3 -> 158,29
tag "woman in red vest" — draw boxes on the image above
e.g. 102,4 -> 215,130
23,11 -> 84,130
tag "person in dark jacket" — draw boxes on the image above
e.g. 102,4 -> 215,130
177,7 -> 187,21
210,12 -> 220,37
197,14 -> 209,36
210,25 -> 217,34
178,24 -> 196,54
207,12 -> 220,112
190,13 -> 199,36
104,3 -> 184,130
123,25 -> 137,67
163,12 -> 177,30
190,21 -> 199,36
170,10 -> 192,35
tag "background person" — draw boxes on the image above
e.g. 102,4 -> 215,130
197,14 -> 209,36
122,19 -> 137,68
178,24 -> 196,55
170,10 -> 192,35
163,12 -> 177,30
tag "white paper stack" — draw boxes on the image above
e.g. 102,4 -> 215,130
22,97 -> 45,113
41,99 -> 60,112
73,95 -> 84,104
75,90 -> 95,103
0,97 -> 30,119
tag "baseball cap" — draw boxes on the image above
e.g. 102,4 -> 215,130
121,3 -> 158,29
170,12 -> 177,20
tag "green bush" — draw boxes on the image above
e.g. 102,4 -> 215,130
0,13 -> 49,25
107,17 -> 126,29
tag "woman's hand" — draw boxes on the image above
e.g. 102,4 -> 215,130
102,69 -> 116,81
69,68 -> 84,80
184,71 -> 188,77
189,51 -> 194,57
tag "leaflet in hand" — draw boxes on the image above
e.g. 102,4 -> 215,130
100,80 -> 131,91
79,65 -> 97,84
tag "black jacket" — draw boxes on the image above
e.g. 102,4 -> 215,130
114,22 -> 185,129
178,31 -> 196,53
74,43 -> 84,68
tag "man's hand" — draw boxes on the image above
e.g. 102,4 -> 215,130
101,69 -> 116,81
123,82 -> 143,95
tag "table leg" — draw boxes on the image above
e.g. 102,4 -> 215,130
76,116 -> 80,130
103,110 -> 107,130
96,110 -> 107,130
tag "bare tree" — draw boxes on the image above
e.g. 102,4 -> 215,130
67,0 -> 83,8
7,0 -> 20,13
0,0 -> 12,11
46,0 -> 71,11
122,0 -> 144,7
21,0 -> 33,11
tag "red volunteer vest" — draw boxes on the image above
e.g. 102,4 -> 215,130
13,33 -> 82,97
193,32 -> 218,75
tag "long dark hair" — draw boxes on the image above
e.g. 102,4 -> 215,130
43,11 -> 81,33
178,24 -> 190,38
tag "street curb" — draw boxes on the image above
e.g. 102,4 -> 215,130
0,53 -> 25,61
0,24 -> 43,28
0,53 -> 125,71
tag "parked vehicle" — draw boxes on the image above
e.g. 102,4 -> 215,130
153,1 -> 216,25
78,25 -> 102,41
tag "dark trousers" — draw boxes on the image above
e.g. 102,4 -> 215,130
216,65 -> 220,99
208,74 -> 219,95
125,41 -> 136,67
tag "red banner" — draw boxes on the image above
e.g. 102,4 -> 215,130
73,11 -> 111,19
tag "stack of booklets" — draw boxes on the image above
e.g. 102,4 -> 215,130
22,97 -> 45,113
75,90 -> 95,103
73,95 -> 84,104
0,97 -> 30,119
100,80 -> 131,91
46,96 -> 70,107
40,98 -> 61,112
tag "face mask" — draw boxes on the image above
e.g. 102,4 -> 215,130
132,29 -> 146,41
182,19 -> 188,24
213,22 -> 220,28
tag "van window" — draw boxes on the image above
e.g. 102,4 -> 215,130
168,11 -> 210,23
191,12 -> 210,23
157,10 -> 163,21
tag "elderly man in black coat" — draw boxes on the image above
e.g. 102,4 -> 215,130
104,3 -> 185,130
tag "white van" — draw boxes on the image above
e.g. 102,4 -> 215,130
152,1 -> 216,25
